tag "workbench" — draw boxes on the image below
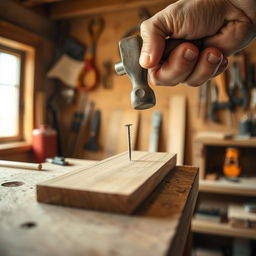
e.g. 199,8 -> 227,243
0,159 -> 198,256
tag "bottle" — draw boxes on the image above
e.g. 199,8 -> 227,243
32,125 -> 57,163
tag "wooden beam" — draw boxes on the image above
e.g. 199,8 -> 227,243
37,151 -> 176,214
0,0 -> 56,40
50,0 -> 173,20
21,0 -> 64,6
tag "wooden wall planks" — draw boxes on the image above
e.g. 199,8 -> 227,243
37,151 -> 176,214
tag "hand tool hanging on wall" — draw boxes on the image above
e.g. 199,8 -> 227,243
215,72 -> 234,126
84,110 -> 101,151
115,35 -> 203,110
66,93 -> 88,156
249,63 -> 256,111
47,37 -> 86,87
149,111 -> 162,152
197,80 -> 210,121
209,83 -> 219,123
77,17 -> 104,91
249,63 -> 256,136
102,60 -> 113,89
229,59 -> 249,110
73,100 -> 94,157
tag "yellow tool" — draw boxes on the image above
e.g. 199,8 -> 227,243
223,147 -> 241,177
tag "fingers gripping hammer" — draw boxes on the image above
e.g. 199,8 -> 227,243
115,35 -> 203,110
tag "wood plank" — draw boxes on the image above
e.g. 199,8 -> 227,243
0,159 -> 198,256
50,0 -> 174,19
167,95 -> 186,165
37,151 -> 176,214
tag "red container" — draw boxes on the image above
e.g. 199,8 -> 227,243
32,125 -> 57,163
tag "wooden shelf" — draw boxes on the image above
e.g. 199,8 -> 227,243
192,219 -> 256,240
195,138 -> 256,147
199,177 -> 256,197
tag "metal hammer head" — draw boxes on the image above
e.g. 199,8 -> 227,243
114,35 -> 156,110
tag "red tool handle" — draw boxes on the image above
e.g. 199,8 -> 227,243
77,56 -> 97,91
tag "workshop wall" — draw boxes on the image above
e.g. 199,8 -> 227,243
57,4 -> 256,164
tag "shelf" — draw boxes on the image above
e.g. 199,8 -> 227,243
195,137 -> 256,147
199,177 -> 256,196
192,219 -> 256,240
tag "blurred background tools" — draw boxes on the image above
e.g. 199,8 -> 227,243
223,147 -> 241,179
77,17 -> 104,91
84,110 -> 101,152
46,156 -> 69,166
149,111 -> 161,152
47,37 -> 86,87
66,93 -> 87,156
102,60 -> 113,89
209,73 -> 233,125
229,59 -> 249,110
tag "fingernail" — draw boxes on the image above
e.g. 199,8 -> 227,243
184,49 -> 197,61
139,53 -> 151,67
208,53 -> 221,64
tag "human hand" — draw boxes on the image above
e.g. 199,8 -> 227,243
139,0 -> 256,86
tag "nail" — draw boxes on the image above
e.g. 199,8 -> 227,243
139,52 -> 151,67
125,124 -> 132,161
208,53 -> 221,64
183,49 -> 198,61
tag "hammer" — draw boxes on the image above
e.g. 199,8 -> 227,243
115,35 -> 203,110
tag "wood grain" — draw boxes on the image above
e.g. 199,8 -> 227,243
37,151 -> 176,214
0,159 -> 198,256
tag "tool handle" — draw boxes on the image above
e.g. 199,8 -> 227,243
90,110 -> 100,136
77,57 -> 97,91
215,72 -> 229,103
0,160 -> 42,170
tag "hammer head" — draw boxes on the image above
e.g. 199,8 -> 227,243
115,35 -> 156,110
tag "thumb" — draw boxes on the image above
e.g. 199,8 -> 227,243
139,12 -> 171,68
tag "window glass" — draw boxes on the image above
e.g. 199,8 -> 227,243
0,51 -> 21,137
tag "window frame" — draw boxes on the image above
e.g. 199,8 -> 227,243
0,44 -> 26,142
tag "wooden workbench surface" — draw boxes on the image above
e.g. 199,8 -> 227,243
0,159 -> 198,256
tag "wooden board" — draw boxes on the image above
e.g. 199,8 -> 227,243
37,151 -> 176,214
167,95 -> 186,165
0,159 -> 198,256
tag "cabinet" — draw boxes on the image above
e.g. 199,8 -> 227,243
192,138 -> 256,253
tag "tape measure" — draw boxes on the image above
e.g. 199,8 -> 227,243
223,147 -> 241,177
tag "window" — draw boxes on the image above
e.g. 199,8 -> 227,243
0,46 -> 24,140
0,35 -> 35,146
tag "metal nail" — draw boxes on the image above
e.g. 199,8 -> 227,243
125,124 -> 132,161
